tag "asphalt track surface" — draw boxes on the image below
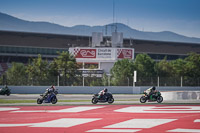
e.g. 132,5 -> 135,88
0,105 -> 200,133
0,94 -> 200,105
0,94 -> 200,133
0,94 -> 142,105
0,94 -> 140,100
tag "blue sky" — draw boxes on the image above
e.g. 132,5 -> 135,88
0,0 -> 200,38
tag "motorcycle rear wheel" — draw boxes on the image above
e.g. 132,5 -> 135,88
91,98 -> 98,104
140,96 -> 147,103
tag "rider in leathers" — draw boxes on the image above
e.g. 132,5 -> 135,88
145,86 -> 156,100
99,88 -> 108,99
43,85 -> 56,98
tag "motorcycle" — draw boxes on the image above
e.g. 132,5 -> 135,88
140,90 -> 163,103
37,88 -> 58,104
92,92 -> 114,104
0,86 -> 11,96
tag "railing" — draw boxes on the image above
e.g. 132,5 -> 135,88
2,76 -> 200,86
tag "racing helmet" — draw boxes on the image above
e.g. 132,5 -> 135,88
152,86 -> 156,90
104,88 -> 108,92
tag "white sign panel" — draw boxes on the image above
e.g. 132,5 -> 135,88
69,47 -> 134,61
97,48 -> 114,59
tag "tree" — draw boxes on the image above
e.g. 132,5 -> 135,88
26,54 -> 49,85
48,61 -> 59,85
170,58 -> 186,77
54,51 -> 78,86
134,54 -> 156,77
0,75 -> 3,85
134,54 -> 156,86
110,59 -> 134,86
6,62 -> 27,85
102,73 -> 109,86
155,57 -> 173,77
183,52 -> 200,86
184,52 -> 200,78
154,57 -> 175,86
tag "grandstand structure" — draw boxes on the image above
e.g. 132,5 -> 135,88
0,30 -> 200,76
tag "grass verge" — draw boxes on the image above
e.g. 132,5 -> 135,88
0,99 -> 36,103
0,99 -> 91,103
0,99 -> 139,104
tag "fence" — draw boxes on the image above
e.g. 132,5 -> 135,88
136,77 -> 200,87
2,76 -> 200,87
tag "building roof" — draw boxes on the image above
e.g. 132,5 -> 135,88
0,30 -> 200,55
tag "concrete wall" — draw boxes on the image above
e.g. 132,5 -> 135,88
1,86 -> 200,94
140,86 -> 200,92
0,86 -> 141,94
162,91 -> 200,100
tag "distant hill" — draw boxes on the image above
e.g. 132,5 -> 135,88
0,12 -> 200,43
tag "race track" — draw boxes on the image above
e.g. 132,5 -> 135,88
1,94 -> 200,105
0,105 -> 200,133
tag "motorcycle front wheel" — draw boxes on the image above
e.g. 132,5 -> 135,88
157,96 -> 163,103
91,97 -> 98,104
37,98 -> 43,104
51,97 -> 57,104
108,98 -> 114,104
6,91 -> 11,96
140,96 -> 147,103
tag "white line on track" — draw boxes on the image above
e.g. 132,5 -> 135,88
114,106 -> 200,113
0,123 -> 33,127
12,106 -> 104,113
194,119 -> 200,122
31,118 -> 101,127
87,129 -> 141,132
48,106 -> 104,112
167,128 -> 200,132
0,118 -> 101,128
104,119 -> 177,128
0,107 -> 20,111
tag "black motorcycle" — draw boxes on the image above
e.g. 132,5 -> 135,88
140,90 -> 163,103
37,89 -> 58,104
92,92 -> 114,104
0,86 -> 11,96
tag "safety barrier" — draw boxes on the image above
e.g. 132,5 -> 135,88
0,86 -> 200,94
162,91 -> 200,100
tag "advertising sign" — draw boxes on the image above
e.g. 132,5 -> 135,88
117,49 -> 133,59
69,47 -> 134,60
73,48 -> 96,58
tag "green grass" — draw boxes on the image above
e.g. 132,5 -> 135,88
0,99 -> 91,103
0,99 -> 139,104
0,99 -> 36,103
59,100 -> 90,102
116,99 -> 139,101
